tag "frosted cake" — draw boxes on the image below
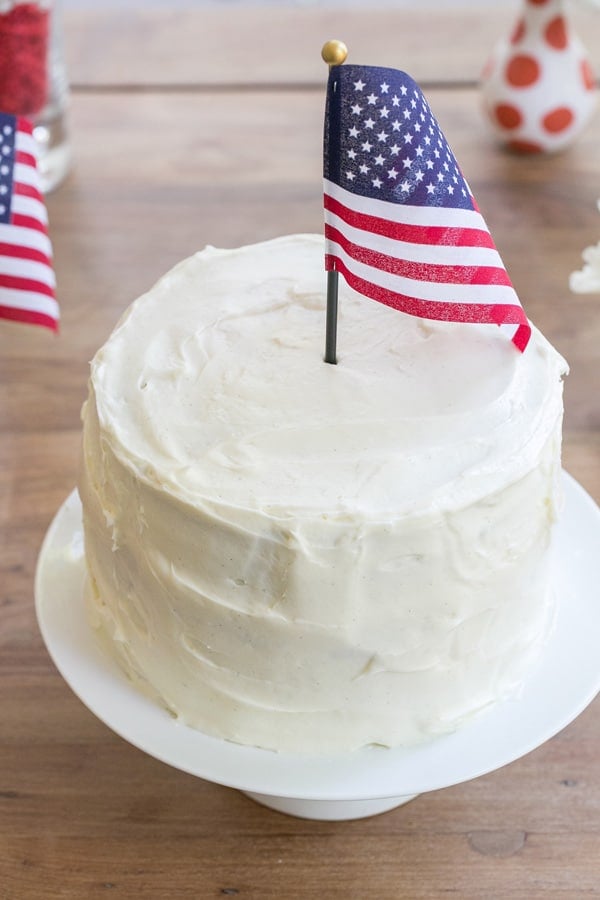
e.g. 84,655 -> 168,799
79,233 -> 567,753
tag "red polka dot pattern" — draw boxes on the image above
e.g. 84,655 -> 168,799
543,106 -> 574,133
545,16 -> 567,50
511,19 -> 526,45
481,0 -> 597,153
495,104 -> 522,129
506,54 -> 540,88
581,59 -> 595,91
507,139 -> 544,154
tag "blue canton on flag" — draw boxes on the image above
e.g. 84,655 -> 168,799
323,65 -> 531,351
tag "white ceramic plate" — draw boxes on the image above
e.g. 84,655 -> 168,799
35,473 -> 600,805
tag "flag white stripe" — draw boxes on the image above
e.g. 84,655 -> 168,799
0,222 -> 52,257
14,161 -> 42,191
324,178 -> 488,232
15,131 -> 39,160
324,208 -> 506,270
0,287 -> 59,318
328,235 -> 520,306
11,193 -> 48,225
0,255 -> 56,288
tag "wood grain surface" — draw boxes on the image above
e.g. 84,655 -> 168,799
1,7 -> 599,899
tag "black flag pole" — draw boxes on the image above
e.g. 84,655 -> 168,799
322,39 -> 348,365
324,270 -> 339,365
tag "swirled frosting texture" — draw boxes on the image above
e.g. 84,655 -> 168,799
80,234 -> 567,753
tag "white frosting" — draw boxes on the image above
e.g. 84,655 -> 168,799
79,233 -> 567,753
570,239 -> 600,294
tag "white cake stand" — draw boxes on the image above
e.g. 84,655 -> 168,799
35,473 -> 600,821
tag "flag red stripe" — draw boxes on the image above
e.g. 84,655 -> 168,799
11,213 -> 49,235
0,241 -> 51,267
325,254 -> 531,332
512,323 -> 531,352
325,222 -> 512,288
16,116 -> 34,135
0,273 -> 55,298
14,149 -> 37,168
13,182 -> 44,204
0,303 -> 58,331
324,192 -> 496,250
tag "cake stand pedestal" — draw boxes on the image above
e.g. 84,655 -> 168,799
242,791 -> 419,820
35,475 -> 600,821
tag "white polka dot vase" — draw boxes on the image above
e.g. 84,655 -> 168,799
481,0 -> 597,153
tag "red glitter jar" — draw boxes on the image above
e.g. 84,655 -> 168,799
0,2 -> 50,117
0,1 -> 70,190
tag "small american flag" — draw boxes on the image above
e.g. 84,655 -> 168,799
0,111 -> 58,331
323,65 -> 530,352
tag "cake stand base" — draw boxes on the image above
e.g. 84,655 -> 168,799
243,791 -> 419,820
35,475 -> 600,821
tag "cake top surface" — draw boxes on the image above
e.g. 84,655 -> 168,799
87,233 -> 567,518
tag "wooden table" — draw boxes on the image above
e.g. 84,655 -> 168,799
2,6 -> 599,898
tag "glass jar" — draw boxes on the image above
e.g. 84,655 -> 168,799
0,0 -> 71,191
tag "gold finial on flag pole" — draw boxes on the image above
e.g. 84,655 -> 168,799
321,40 -> 348,68
322,41 -> 347,365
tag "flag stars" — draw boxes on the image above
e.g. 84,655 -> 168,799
326,70 -> 477,214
